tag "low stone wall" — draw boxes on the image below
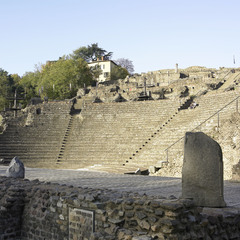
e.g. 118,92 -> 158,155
0,176 -> 240,240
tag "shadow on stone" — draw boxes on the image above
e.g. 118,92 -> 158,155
182,132 -> 226,207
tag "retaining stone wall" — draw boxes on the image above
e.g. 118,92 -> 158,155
0,176 -> 240,240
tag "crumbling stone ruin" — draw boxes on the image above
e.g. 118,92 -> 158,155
0,66 -> 240,239
0,66 -> 240,179
79,66 -> 236,103
1,176 -> 240,239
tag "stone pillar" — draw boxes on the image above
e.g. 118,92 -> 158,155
144,77 -> 147,96
175,63 -> 178,73
182,132 -> 226,207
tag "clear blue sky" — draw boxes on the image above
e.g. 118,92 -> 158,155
0,0 -> 240,76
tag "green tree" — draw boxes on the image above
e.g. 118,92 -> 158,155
20,71 -> 40,103
38,57 -> 94,99
71,43 -> 113,62
89,64 -> 102,81
110,65 -> 129,81
0,69 -> 9,110
11,74 -> 21,86
20,57 -> 94,101
0,69 -> 18,111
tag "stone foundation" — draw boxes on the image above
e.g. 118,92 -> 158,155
0,177 -> 240,239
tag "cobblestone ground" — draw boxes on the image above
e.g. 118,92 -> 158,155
0,166 -> 239,207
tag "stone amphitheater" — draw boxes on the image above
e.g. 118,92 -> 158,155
2,66 -> 240,239
1,65 -> 240,180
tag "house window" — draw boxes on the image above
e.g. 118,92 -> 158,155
102,64 -> 105,69
104,72 -> 109,77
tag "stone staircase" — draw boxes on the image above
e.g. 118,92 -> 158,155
56,99 -> 182,172
123,97 -> 193,167
0,102 -> 72,168
123,91 -> 240,175
1,90 -> 239,174
56,115 -> 74,163
217,71 -> 240,92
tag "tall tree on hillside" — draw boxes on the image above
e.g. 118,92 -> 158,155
0,69 -> 9,110
0,69 -> 18,111
89,65 -> 102,81
20,57 -> 95,101
115,58 -> 134,74
20,71 -> 40,103
71,43 -> 113,62
110,65 -> 129,81
38,57 -> 94,99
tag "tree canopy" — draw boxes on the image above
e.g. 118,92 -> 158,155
0,43 -> 135,111
110,65 -> 129,81
115,58 -> 134,74
0,69 -> 17,111
71,43 -> 113,62
21,57 -> 94,100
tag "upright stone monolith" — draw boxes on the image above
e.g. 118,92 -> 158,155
182,132 -> 226,207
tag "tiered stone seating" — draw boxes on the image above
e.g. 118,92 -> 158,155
125,91 -> 239,175
0,102 -> 72,167
1,87 -> 239,175
217,71 -> 240,91
57,99 -> 181,171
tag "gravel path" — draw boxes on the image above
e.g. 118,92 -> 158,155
0,166 -> 239,207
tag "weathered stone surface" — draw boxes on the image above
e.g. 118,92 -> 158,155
182,132 -> 226,207
136,211 -> 147,220
148,166 -> 156,174
1,176 -> 240,239
132,236 -> 152,240
179,86 -> 189,98
232,161 -> 240,182
138,219 -> 150,230
113,93 -> 127,102
6,157 -> 25,179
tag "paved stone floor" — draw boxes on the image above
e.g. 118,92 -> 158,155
0,166 -> 240,208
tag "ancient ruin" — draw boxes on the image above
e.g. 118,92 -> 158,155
0,176 -> 240,239
0,66 -> 240,179
0,65 -> 240,239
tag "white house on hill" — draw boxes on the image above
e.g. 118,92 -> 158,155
88,57 -> 118,82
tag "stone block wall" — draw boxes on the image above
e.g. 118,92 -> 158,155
0,176 -> 240,240
0,178 -> 25,239
129,72 -> 181,87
